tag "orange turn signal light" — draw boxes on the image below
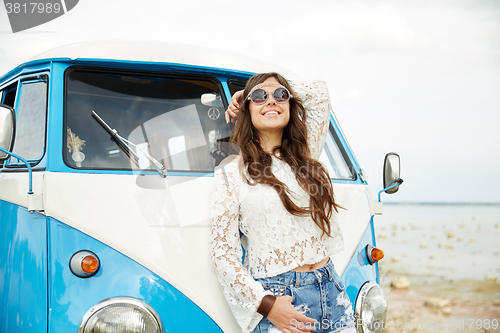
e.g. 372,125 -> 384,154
364,244 -> 384,265
370,247 -> 385,262
81,255 -> 99,273
70,250 -> 100,278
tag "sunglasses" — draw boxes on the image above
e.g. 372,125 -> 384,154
247,87 -> 292,105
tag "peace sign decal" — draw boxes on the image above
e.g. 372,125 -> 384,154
208,107 -> 220,120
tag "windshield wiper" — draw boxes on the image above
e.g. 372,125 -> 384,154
92,110 -> 167,178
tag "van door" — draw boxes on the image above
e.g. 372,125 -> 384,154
0,75 -> 48,333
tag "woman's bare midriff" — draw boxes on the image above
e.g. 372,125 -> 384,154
292,257 -> 330,272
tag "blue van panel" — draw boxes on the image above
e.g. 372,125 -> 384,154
47,217 -> 223,333
370,216 -> 381,284
45,63 -> 64,172
0,201 -> 47,333
341,220 -> 378,304
0,62 -> 52,84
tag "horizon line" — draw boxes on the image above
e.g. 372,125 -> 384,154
384,201 -> 500,206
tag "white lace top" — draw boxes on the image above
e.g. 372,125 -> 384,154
210,81 -> 344,333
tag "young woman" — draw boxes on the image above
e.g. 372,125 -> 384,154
210,73 -> 355,333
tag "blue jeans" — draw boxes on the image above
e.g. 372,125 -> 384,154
253,260 -> 355,333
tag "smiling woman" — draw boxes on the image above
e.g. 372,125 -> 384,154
246,78 -> 291,150
210,72 -> 355,333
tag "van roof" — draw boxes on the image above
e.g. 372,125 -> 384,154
30,40 -> 300,79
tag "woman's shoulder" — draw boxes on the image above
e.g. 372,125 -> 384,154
214,154 -> 243,175
213,154 -> 244,188
219,154 -> 241,166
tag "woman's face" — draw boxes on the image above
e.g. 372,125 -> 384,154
248,77 -> 290,137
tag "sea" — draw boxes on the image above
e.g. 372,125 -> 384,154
373,203 -> 500,283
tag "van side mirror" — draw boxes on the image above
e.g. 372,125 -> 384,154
383,152 -> 402,194
0,104 -> 15,160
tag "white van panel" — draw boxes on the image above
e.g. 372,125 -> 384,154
43,172 -> 372,332
0,172 -> 45,211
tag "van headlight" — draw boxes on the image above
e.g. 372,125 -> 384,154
78,297 -> 163,333
354,281 -> 387,333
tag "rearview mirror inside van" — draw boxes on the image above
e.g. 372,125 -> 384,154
201,93 -> 223,107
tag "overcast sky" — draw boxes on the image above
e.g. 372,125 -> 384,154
1,0 -> 499,203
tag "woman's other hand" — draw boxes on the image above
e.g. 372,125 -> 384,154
267,296 -> 317,333
225,90 -> 243,123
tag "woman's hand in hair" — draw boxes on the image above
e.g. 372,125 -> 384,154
225,90 -> 243,123
267,296 -> 317,333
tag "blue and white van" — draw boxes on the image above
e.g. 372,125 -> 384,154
0,41 -> 402,333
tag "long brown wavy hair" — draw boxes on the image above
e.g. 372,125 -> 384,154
231,72 -> 341,237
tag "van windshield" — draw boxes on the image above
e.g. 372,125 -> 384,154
64,68 -> 233,172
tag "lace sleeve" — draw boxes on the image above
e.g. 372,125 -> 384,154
291,81 -> 332,160
210,162 -> 271,333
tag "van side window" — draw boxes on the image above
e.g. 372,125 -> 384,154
11,79 -> 47,162
318,128 -> 354,180
1,82 -> 18,108
64,68 -> 232,172
227,79 -> 246,96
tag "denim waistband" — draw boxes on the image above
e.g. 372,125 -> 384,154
261,259 -> 335,286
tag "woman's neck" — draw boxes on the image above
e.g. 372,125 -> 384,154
259,130 -> 283,154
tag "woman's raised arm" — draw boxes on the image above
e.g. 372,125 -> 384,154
290,81 -> 331,160
225,90 -> 244,124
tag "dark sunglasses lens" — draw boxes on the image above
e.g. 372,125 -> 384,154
251,89 -> 268,104
273,88 -> 290,103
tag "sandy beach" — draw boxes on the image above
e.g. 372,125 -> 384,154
374,204 -> 500,333
379,273 -> 500,333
